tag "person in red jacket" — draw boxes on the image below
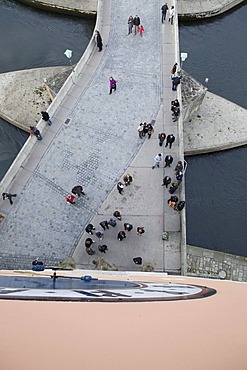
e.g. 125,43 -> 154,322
138,25 -> 144,37
66,194 -> 76,204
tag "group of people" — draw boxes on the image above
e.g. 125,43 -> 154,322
117,173 -> 133,195
127,15 -> 144,36
137,122 -> 154,139
161,3 -> 175,25
84,209 -> 145,257
163,159 -> 185,211
30,111 -> 52,141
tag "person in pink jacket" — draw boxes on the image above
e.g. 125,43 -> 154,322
138,25 -> 144,37
109,76 -> 117,94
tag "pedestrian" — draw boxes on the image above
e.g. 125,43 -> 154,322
128,15 -> 134,34
109,76 -> 117,94
171,99 -> 180,109
30,126 -> 42,141
152,153 -> 163,169
108,218 -> 117,227
72,185 -> 85,197
172,106 -> 180,122
137,123 -> 144,138
117,182 -> 124,195
117,231 -> 126,241
167,196 -> 178,208
2,192 -> 17,205
164,155 -> 173,168
142,122 -> 149,137
86,247 -> 95,256
98,245 -> 108,253
66,194 -> 76,204
85,238 -> 95,248
124,223 -> 133,232
85,223 -> 95,235
175,160 -> 183,172
133,15 -> 140,35
138,24 -> 144,37
113,210 -> 122,221
41,111 -> 52,125
147,123 -> 154,139
168,6 -> 175,25
169,184 -> 178,194
158,132 -> 166,147
133,257 -> 143,265
123,174 -> 133,186
170,63 -> 178,75
176,171 -> 184,181
172,75 -> 182,91
161,3 -> 168,23
137,226 -> 145,235
162,176 -> 171,187
174,201 -> 186,211
95,30 -> 103,52
95,231 -> 104,240
99,220 -> 109,230
165,134 -> 175,149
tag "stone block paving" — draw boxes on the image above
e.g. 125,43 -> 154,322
0,0 -> 167,269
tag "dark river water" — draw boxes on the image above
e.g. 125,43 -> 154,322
0,1 -> 246,256
179,1 -> 247,256
0,0 -> 95,180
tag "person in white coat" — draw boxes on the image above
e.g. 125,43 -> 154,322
168,6 -> 175,25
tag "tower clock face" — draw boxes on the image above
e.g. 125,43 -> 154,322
0,275 -> 217,302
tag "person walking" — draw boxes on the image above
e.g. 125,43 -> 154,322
2,192 -> 17,205
133,15 -> 141,35
137,123 -> 144,138
109,76 -> 117,94
152,153 -> 163,169
98,245 -> 108,253
124,223 -> 133,232
99,220 -> 109,230
95,231 -> 104,240
161,3 -> 168,23
164,155 -> 173,168
117,231 -> 126,241
113,210 -> 122,221
85,223 -> 95,235
66,194 -> 76,204
72,185 -> 85,197
108,218 -> 117,227
128,15 -> 134,34
172,75 -> 182,91
176,171 -> 184,181
30,126 -> 42,141
147,123 -> 154,139
174,201 -> 186,211
138,24 -> 144,37
41,111 -> 52,125
170,63 -> 178,75
168,6 -> 175,25
85,238 -> 95,248
162,176 -> 171,187
137,226 -> 145,235
123,174 -> 133,186
117,182 -> 124,194
165,134 -> 175,149
175,160 -> 183,172
158,132 -> 166,147
86,246 -> 95,255
95,30 -> 103,51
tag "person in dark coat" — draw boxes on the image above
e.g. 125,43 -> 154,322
2,192 -> 17,205
98,245 -> 108,253
174,161 -> 183,172
172,75 -> 182,91
86,247 -> 95,255
169,184 -> 178,194
113,211 -> 122,221
133,15 -> 141,35
174,201 -> 186,211
108,218 -> 117,227
85,238 -> 95,248
137,226 -> 145,235
95,30 -> 103,51
165,134 -> 175,149
158,133 -> 166,147
95,231 -> 104,240
41,111 -> 52,125
176,171 -> 184,181
123,174 -> 133,186
72,185 -> 85,197
161,3 -> 168,23
85,224 -> 95,235
128,15 -> 134,34
164,155 -> 173,168
100,220 -> 109,230
124,223 -> 133,232
117,182 -> 124,195
162,176 -> 171,187
117,231 -> 126,241
30,126 -> 42,140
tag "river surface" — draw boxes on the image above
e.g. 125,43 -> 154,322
0,1 -> 246,256
179,1 -> 247,256
0,0 -> 95,180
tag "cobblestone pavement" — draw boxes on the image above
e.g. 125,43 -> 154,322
187,245 -> 247,282
0,0 -> 165,269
